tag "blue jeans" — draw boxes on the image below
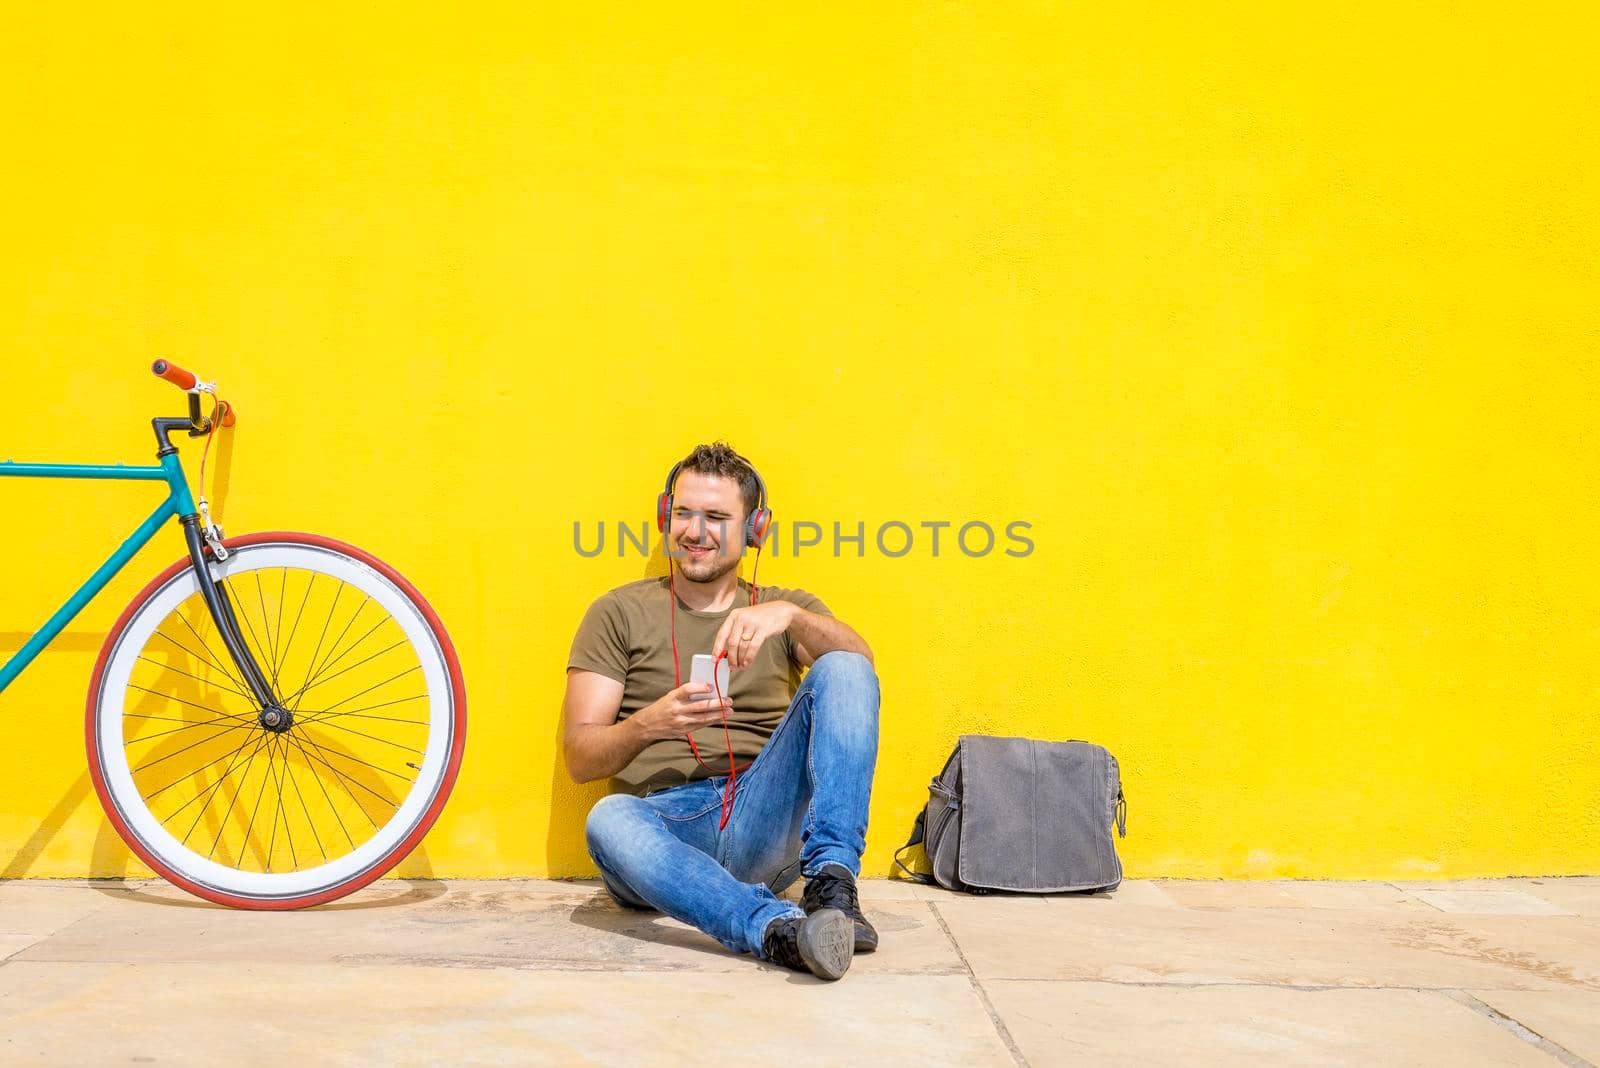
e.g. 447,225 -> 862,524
585,650 -> 881,959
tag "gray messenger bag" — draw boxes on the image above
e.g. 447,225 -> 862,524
894,735 -> 1128,894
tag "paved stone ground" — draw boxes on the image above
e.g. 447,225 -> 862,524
1,877 -> 1597,1066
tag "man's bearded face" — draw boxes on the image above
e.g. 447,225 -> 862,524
668,471 -> 747,582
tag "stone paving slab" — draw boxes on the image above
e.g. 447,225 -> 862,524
1508,881 -> 1600,918
934,896 -> 1600,991
1398,878 -> 1600,915
1089,880 -> 1179,908
1473,988 -> 1600,1064
1158,880 -> 1432,912
11,881 -> 964,977
0,882 -> 122,940
1411,890 -> 1573,916
1408,914 -> 1600,991
1397,878 -> 1600,891
0,935 -> 37,960
984,982 -> 1555,1067
0,962 -> 1014,1067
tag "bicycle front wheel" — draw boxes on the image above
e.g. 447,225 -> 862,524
86,532 -> 466,909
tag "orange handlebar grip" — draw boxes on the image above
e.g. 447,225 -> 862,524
218,400 -> 237,428
151,359 -> 197,390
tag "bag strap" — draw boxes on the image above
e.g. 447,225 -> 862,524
892,809 -> 936,884
894,745 -> 964,885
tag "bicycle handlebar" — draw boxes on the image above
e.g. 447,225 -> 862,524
150,360 -> 238,428
151,359 -> 197,390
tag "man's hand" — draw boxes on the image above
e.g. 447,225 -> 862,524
628,681 -> 736,741
712,600 -> 800,669
564,672 -> 740,784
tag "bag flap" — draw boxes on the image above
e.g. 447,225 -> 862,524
955,735 -> 1123,893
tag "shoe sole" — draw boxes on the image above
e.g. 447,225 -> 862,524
798,908 -> 855,980
800,903 -> 879,954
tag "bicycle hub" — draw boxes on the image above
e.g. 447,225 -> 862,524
258,705 -> 294,733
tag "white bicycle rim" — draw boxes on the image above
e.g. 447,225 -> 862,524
92,541 -> 455,902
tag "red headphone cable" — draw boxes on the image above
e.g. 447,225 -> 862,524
668,543 -> 764,829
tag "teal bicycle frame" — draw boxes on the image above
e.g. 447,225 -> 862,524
0,399 -> 284,726
0,456 -> 194,693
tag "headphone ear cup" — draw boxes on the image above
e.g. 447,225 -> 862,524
657,493 -> 672,534
747,508 -> 772,548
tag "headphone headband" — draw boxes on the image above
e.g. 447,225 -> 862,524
659,459 -> 768,513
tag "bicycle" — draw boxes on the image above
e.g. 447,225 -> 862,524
0,362 -> 467,909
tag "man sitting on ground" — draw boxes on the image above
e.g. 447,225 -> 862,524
562,442 -> 881,980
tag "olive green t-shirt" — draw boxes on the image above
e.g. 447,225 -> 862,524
567,576 -> 831,796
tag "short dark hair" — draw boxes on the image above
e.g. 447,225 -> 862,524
674,441 -> 761,519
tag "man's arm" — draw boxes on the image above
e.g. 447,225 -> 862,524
562,669 -> 732,784
786,607 -> 872,667
712,601 -> 873,669
562,670 -> 641,784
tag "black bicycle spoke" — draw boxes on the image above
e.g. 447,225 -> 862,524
306,712 -> 429,727
253,571 -> 280,691
294,728 -> 402,806
298,693 -> 428,725
281,639 -> 409,709
266,734 -> 297,871
284,730 -> 357,848
224,575 -> 276,695
208,733 -> 269,860
124,711 -> 249,726
137,653 -> 253,703
296,665 -> 421,722
172,608 -> 250,694
162,620 -> 249,697
130,718 -> 258,774
264,737 -> 282,871
284,616 -> 390,703
276,569 -> 314,687
299,610 -> 387,682
301,694 -> 427,717
282,747 -> 326,861
124,712 -> 257,746
288,597 -> 372,710
293,580 -> 346,711
149,730 -> 261,807
175,734 -> 271,842
289,729 -> 385,831
297,730 -> 415,784
221,574 -> 273,679
273,568 -> 288,683
303,716 -> 424,756
299,699 -> 430,727
126,683 -> 252,721
237,737 -> 277,870
278,740 -> 299,870
299,597 -> 370,700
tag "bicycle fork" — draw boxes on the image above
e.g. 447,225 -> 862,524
156,411 -> 292,733
180,516 -> 296,730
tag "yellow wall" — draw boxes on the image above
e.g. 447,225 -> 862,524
2,4 -> 1596,882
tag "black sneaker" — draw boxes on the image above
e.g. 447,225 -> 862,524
761,908 -> 854,980
801,863 -> 879,953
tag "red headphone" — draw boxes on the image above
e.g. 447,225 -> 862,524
657,457 -> 772,548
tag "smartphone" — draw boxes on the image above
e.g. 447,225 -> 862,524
689,653 -> 731,702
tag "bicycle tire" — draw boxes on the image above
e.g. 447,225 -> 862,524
85,531 -> 466,909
